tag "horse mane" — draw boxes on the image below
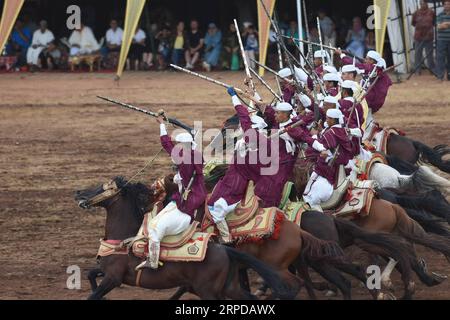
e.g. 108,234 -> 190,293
113,176 -> 152,219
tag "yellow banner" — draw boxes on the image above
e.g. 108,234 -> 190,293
0,0 -> 25,53
257,0 -> 277,76
374,0 -> 391,54
116,0 -> 147,79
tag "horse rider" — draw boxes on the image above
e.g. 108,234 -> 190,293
136,115 -> 207,270
207,87 -> 269,243
302,108 -> 353,211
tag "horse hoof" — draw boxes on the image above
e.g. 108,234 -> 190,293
431,272 -> 448,284
377,292 -> 396,300
325,290 -> 337,297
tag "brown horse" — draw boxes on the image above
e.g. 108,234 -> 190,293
75,177 -> 295,300
155,175 -> 348,299
158,173 -> 419,300
386,134 -> 450,174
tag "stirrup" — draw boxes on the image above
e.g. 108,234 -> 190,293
135,259 -> 155,271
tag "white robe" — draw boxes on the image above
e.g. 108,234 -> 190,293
69,26 -> 100,55
26,29 -> 55,65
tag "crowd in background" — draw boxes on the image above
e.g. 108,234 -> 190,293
2,1 -> 449,80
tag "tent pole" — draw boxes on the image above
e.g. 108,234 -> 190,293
296,0 -> 304,65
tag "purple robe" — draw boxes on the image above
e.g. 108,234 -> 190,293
338,98 -> 365,157
282,86 -> 295,103
256,107 -> 313,207
308,125 -> 353,185
307,65 -> 324,90
341,56 -> 392,114
208,105 -> 269,206
160,135 -> 207,219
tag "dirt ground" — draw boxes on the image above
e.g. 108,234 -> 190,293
0,71 -> 449,300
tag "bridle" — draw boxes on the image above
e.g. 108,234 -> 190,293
83,180 -> 121,208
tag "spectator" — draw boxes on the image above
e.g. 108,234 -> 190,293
345,17 -> 366,59
26,20 -> 55,71
127,26 -> 147,70
203,23 -> 222,71
68,23 -> 100,56
286,21 -> 299,54
22,12 -> 38,34
412,0 -> 436,74
222,22 -> 240,70
365,31 -> 376,54
155,25 -> 172,70
172,21 -> 186,66
105,19 -> 123,54
308,26 -> 321,53
318,9 -> 334,45
326,21 -> 337,48
243,23 -> 258,69
435,0 -> 450,80
185,20 -> 204,70
10,19 -> 32,68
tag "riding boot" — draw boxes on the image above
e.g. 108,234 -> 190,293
216,220 -> 232,244
135,241 -> 161,270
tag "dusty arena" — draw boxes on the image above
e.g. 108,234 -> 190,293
0,71 -> 449,299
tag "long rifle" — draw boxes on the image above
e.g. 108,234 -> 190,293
97,96 -> 194,134
302,0 -> 313,66
317,17 -> 325,65
169,64 -> 267,106
249,67 -> 282,101
233,19 -> 256,94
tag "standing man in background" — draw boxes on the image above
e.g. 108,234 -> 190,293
435,0 -> 450,80
412,0 -> 435,75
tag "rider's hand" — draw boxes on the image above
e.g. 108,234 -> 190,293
227,86 -> 237,97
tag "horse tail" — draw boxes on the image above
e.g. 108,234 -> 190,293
386,154 -> 418,175
333,218 -> 414,267
299,230 -> 345,263
393,189 -> 450,224
223,246 -> 294,299
412,140 -> 450,174
403,208 -> 450,237
409,166 -> 450,193
434,145 -> 450,158
393,204 -> 450,261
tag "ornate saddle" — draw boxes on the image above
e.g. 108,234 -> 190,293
321,165 -> 351,210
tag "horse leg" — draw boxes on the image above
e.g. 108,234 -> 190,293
310,262 -> 352,300
295,263 -> 318,300
87,275 -> 121,300
87,268 -> 104,292
169,286 -> 190,300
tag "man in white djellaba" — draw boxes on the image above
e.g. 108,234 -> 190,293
68,23 -> 100,56
26,20 -> 55,69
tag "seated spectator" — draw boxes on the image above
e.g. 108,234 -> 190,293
185,20 -> 204,70
203,23 -> 222,71
10,19 -> 32,69
155,25 -> 172,70
242,23 -> 258,69
222,22 -> 240,70
345,17 -> 366,59
127,26 -> 147,70
105,19 -> 123,54
26,20 -> 55,71
171,21 -> 186,66
68,23 -> 100,56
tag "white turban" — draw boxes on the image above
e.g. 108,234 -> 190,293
324,95 -> 338,105
341,64 -> 363,74
274,102 -> 293,112
367,50 -> 381,62
175,132 -> 197,150
323,65 -> 338,74
326,108 -> 344,125
314,50 -> 330,61
298,94 -> 312,108
278,68 -> 293,78
341,80 -> 356,90
294,66 -> 308,83
250,115 -> 268,129
323,73 -> 342,83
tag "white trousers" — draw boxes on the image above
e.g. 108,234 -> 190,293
146,201 -> 191,243
27,47 -> 44,65
303,172 -> 333,206
208,198 -> 239,223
